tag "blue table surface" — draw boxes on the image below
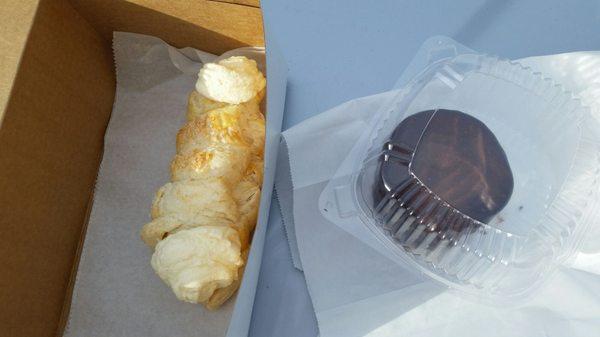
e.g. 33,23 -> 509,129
250,1 -> 600,336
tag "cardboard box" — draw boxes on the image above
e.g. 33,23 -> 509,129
0,1 -> 286,336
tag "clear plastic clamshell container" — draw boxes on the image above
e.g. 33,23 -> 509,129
319,49 -> 600,302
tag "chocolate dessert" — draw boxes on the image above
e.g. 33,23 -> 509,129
374,109 -> 513,251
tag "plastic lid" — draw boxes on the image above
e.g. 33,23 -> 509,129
320,52 -> 600,302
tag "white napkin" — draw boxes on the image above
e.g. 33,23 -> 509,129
277,51 -> 600,337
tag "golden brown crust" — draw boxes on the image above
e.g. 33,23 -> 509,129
245,156 -> 264,187
141,214 -> 233,249
233,179 -> 261,235
170,145 -> 251,187
205,249 -> 249,310
141,215 -> 184,248
177,104 -> 265,159
176,106 -> 250,155
242,108 -> 266,157
187,90 -> 229,120
151,179 -> 239,223
187,90 -> 264,121
254,88 -> 266,107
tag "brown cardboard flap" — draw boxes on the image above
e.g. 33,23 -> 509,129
0,0 -> 40,123
0,1 -> 265,336
0,0 -> 115,336
209,0 -> 261,8
70,0 -> 265,54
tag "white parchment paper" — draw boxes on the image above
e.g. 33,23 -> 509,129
278,49 -> 600,337
64,32 -> 257,337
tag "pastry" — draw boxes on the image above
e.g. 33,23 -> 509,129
151,226 -> 243,304
244,156 -> 264,187
151,179 -> 239,223
233,178 -> 261,236
187,88 -> 265,121
170,144 -> 251,185
141,214 -> 232,249
141,55 -> 266,310
205,249 -> 249,310
176,106 -> 250,155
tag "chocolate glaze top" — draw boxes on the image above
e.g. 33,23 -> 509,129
377,109 -> 514,224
